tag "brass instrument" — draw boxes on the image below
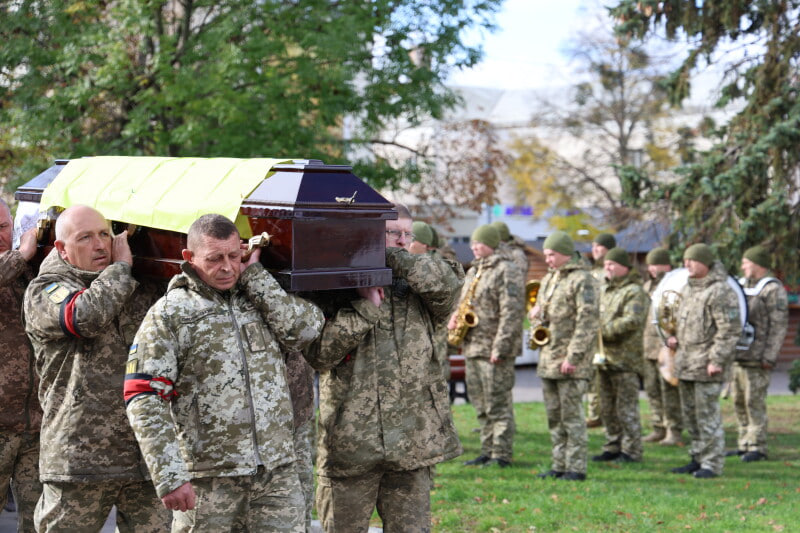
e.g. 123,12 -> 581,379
448,264 -> 483,347
525,278 -> 551,348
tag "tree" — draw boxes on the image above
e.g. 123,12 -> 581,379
611,0 -> 800,280
0,0 -> 501,199
507,19 -> 685,230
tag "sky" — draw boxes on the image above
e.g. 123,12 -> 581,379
447,0 -> 596,90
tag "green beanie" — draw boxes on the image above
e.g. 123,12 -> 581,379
743,245 -> 771,269
604,247 -> 632,268
429,226 -> 441,248
646,247 -> 671,266
471,225 -> 500,249
542,230 -> 575,256
594,233 -> 616,249
490,221 -> 511,242
411,221 -> 434,247
683,243 -> 714,267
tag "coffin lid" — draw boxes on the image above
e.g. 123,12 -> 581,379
19,156 -> 394,237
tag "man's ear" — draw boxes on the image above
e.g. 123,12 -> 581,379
181,249 -> 193,262
54,240 -> 68,260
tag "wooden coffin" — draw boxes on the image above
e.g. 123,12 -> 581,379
15,157 -> 396,291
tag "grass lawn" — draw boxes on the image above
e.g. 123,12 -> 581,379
426,396 -> 799,532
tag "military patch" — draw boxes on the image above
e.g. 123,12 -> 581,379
45,283 -> 70,304
242,321 -> 267,352
126,358 -> 138,375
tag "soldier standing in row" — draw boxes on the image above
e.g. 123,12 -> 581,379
0,200 -> 42,532
728,246 -> 789,462
125,214 -> 324,531
587,232 -> 616,427
591,248 -> 648,464
305,205 -> 462,532
667,244 -> 741,479
24,205 -> 169,532
531,231 -> 599,481
454,225 -> 524,468
642,247 -> 683,446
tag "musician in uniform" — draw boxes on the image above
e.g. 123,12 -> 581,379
304,205 -> 462,532
591,248 -> 648,464
586,232 -> 616,427
451,225 -> 524,468
530,231 -> 599,481
727,246 -> 788,462
667,243 -> 741,479
642,247 -> 683,445
490,221 -> 529,278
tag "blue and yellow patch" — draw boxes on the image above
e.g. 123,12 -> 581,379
45,282 -> 70,304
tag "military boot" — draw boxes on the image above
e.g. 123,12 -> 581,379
643,428 -> 666,443
659,428 -> 681,446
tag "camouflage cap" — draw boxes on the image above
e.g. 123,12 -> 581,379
593,232 -> 616,249
412,221 -> 435,247
542,230 -> 574,256
646,247 -> 671,266
490,221 -> 511,242
471,225 -> 500,249
683,243 -> 714,267
604,247 -> 632,268
743,245 -> 771,269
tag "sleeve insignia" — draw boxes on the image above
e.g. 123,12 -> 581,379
45,283 -> 70,304
125,358 -> 138,375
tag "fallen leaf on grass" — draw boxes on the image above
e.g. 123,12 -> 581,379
474,496 -> 482,503
698,512 -> 707,520
757,498 -> 768,506
502,499 -> 510,504
684,525 -> 692,530
744,482 -> 750,489
772,525 -> 785,532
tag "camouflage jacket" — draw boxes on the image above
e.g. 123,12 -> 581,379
497,236 -> 529,279
642,272 -> 667,361
0,250 -> 42,433
24,249 -> 160,482
599,270 -> 649,373
304,247 -> 462,477
431,250 -> 464,370
674,262 -> 741,382
286,350 -> 315,428
125,262 -> 323,498
735,273 -> 788,367
460,253 -> 525,361
536,255 -> 599,380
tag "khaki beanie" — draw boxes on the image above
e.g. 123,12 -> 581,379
594,233 -> 616,249
604,247 -> 632,268
743,245 -> 771,269
471,225 -> 500,249
490,221 -> 512,242
543,231 -> 575,256
429,226 -> 441,248
646,247 -> 671,266
683,243 -> 714,267
411,221 -> 434,247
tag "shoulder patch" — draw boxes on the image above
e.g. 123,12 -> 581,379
125,358 -> 138,375
45,283 -> 70,304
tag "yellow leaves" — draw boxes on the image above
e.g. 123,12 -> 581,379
613,510 -> 633,519
550,494 -> 559,503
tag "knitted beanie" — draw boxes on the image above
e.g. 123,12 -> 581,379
743,245 -> 770,269
490,221 -> 512,242
646,247 -> 671,266
542,230 -> 575,256
594,233 -> 616,249
683,243 -> 714,267
471,225 -> 501,249
411,221 -> 434,247
604,247 -> 632,268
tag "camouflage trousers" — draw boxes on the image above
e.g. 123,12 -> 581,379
597,369 -> 643,460
173,463 -> 304,533
542,378 -> 589,474
464,357 -> 516,461
679,380 -> 724,475
316,466 -> 431,533
293,416 -> 315,532
586,368 -> 600,422
731,364 -> 771,455
35,478 -> 169,533
0,430 -> 41,533
642,358 -> 682,432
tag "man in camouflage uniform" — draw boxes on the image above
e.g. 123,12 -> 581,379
727,245 -> 788,462
285,349 -> 316,531
591,247 -> 648,463
0,200 -> 42,532
452,225 -> 524,468
530,231 -> 599,481
125,214 -> 324,532
491,221 -> 529,278
642,247 -> 683,445
586,232 -> 616,427
667,243 -> 741,479
24,205 -> 170,532
304,206 -> 462,532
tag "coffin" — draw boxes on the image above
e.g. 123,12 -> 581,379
14,157 -> 396,291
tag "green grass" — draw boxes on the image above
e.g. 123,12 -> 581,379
428,397 -> 800,532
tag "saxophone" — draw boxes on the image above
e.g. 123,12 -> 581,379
447,263 -> 483,347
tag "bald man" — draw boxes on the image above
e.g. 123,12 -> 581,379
24,205 -> 169,532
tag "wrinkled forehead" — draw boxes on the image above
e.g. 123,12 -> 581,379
194,233 -> 242,256
386,217 -> 412,232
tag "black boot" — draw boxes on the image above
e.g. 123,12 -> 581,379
462,455 -> 490,466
